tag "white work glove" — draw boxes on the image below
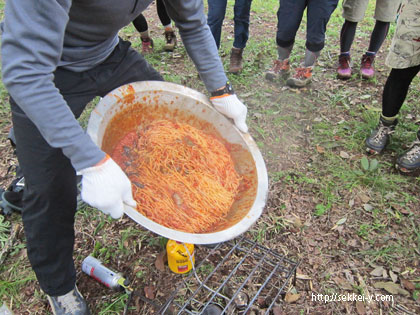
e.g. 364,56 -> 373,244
210,94 -> 248,133
78,155 -> 136,219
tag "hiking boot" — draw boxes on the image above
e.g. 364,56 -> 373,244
360,54 -> 375,79
229,48 -> 243,74
141,37 -> 154,54
164,30 -> 177,52
265,59 -> 290,81
286,66 -> 312,88
47,286 -> 90,315
365,117 -> 397,154
337,54 -> 352,79
396,130 -> 420,174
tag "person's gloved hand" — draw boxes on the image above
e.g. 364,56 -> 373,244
210,94 -> 248,133
78,155 -> 136,219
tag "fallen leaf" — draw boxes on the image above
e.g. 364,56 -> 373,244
347,239 -> 358,247
340,151 -> 350,159
344,270 -> 355,285
389,271 -> 398,283
373,281 -> 410,296
272,306 -> 282,315
334,277 -> 353,290
257,297 -> 267,307
370,266 -> 385,277
401,279 -> 415,292
284,292 -> 300,303
363,204 -> 373,211
296,273 -> 312,280
154,250 -> 167,272
356,301 -> 366,314
359,193 -> 371,203
392,267 -> 401,273
316,145 -> 325,154
336,217 -> 347,225
144,285 -> 156,299
349,199 -> 355,208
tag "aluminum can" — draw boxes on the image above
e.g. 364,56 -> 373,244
82,256 -> 127,290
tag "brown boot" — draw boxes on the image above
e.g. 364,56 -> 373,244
229,48 -> 243,74
164,29 -> 177,52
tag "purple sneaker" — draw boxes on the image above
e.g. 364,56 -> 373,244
337,54 -> 351,80
361,54 -> 375,79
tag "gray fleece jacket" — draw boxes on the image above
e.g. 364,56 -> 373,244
1,0 -> 227,171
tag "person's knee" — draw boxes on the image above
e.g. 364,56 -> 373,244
306,41 -> 324,53
276,37 -> 294,49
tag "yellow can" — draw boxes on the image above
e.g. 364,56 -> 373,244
166,240 -> 195,274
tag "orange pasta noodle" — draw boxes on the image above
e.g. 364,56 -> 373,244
112,119 -> 241,233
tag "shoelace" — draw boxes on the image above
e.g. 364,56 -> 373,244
165,32 -> 174,44
372,125 -> 394,143
339,56 -> 350,69
404,139 -> 420,162
142,41 -> 152,50
295,67 -> 311,79
361,55 -> 373,69
271,59 -> 288,73
56,290 -> 81,313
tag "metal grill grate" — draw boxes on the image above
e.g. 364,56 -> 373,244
159,236 -> 299,314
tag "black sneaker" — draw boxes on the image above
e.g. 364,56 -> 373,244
396,130 -> 420,174
366,117 -> 397,154
47,286 -> 91,315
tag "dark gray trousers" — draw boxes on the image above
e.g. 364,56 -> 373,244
10,39 -> 162,296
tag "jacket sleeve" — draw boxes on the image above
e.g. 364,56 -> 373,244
162,0 -> 228,92
1,0 -> 105,171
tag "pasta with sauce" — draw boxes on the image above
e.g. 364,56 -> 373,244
111,119 -> 241,233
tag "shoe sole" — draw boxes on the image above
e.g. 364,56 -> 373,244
286,78 -> 311,88
337,73 -> 351,80
395,164 -> 420,176
265,73 -> 277,81
164,44 -> 175,52
366,147 -> 381,155
361,74 -> 375,80
265,72 -> 290,81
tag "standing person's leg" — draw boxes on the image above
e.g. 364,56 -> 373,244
10,59 -> 98,315
133,14 -> 154,53
133,13 -> 148,34
287,0 -> 338,88
337,0 -> 368,79
157,0 -> 177,51
207,0 -> 228,50
265,0 -> 307,81
366,65 -> 420,154
229,0 -> 253,74
157,0 -> 172,28
11,39 -> 162,313
360,0 -> 402,79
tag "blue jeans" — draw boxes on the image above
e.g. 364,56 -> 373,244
207,0 -> 253,49
276,0 -> 338,52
